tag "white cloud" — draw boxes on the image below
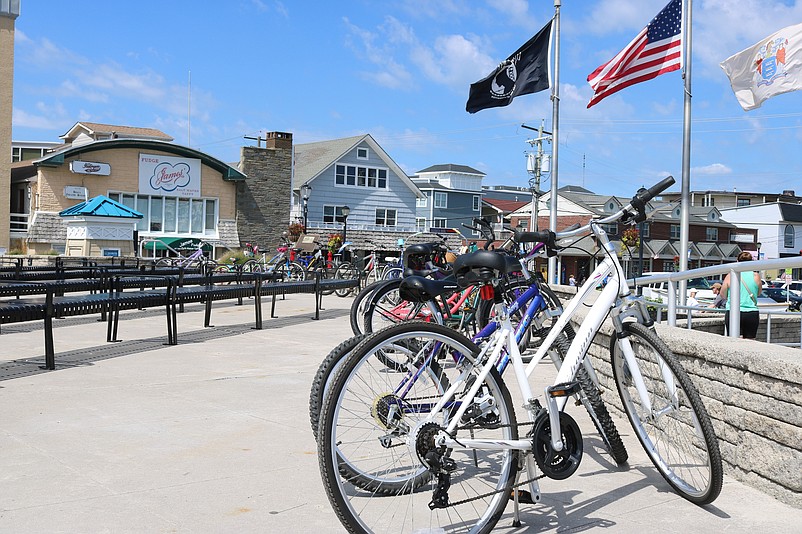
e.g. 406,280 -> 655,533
486,0 -> 539,29
12,102 -> 69,130
692,163 -> 732,175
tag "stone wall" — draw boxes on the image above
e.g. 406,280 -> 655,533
236,143 -> 292,250
551,286 -> 802,508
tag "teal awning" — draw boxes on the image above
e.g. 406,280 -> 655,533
143,237 -> 212,252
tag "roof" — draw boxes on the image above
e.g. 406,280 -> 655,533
778,203 -> 802,222
293,134 -> 422,197
416,164 -> 485,176
35,139 -> 246,181
483,198 -> 529,213
60,121 -> 173,143
59,195 -> 143,219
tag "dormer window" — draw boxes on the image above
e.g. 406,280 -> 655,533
608,202 -> 616,211
708,212 -> 717,221
674,207 -> 681,217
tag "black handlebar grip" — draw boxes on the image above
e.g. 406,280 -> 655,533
514,229 -> 556,246
638,176 -> 675,204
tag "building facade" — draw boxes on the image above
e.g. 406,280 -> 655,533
412,164 -> 484,237
0,1 -> 20,252
15,122 -> 246,257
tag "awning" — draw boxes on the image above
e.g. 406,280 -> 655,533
142,237 -> 213,252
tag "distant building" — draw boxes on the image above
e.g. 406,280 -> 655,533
0,1 -> 21,251
12,121 -> 248,257
412,164 -> 484,238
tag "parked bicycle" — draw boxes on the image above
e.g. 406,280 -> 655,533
317,176 -> 722,533
155,240 -> 216,272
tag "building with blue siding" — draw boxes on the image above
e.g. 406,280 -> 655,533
411,164 -> 484,239
292,134 -> 455,252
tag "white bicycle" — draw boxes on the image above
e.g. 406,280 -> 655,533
317,177 -> 723,533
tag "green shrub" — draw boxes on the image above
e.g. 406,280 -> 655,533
217,250 -> 250,265
7,248 -> 24,255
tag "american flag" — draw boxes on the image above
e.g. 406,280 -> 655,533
587,0 -> 683,108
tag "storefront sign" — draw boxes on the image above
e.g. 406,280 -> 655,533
138,153 -> 201,198
70,160 -> 111,175
64,186 -> 88,200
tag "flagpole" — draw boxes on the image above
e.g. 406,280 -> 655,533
679,0 -> 692,301
548,0 -> 561,285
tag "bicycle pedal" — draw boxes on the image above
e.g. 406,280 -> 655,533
510,489 -> 537,505
547,381 -> 581,398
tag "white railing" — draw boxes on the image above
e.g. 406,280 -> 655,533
632,256 -> 802,339
10,213 -> 29,233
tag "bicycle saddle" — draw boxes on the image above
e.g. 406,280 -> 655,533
399,275 -> 460,303
452,250 -> 511,287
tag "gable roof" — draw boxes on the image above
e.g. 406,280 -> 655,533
60,121 -> 173,143
779,202 -> 802,222
35,139 -> 246,181
483,198 -> 529,214
59,195 -> 143,219
416,164 -> 485,175
293,134 -> 422,197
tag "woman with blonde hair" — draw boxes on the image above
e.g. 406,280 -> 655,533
720,251 -> 762,339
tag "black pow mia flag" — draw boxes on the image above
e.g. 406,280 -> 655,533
466,20 -> 553,113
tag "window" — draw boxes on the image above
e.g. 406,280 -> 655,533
736,198 -> 751,207
375,208 -> 397,227
433,218 -> 447,228
416,195 -> 427,208
670,224 -> 680,239
600,222 -> 617,235
702,197 -> 715,207
323,205 -> 347,223
357,147 -> 369,160
785,224 -> 795,248
108,192 -> 217,236
473,195 -> 481,211
641,223 -> 650,238
335,164 -> 387,189
706,227 -> 718,241
434,192 -> 448,208
416,218 -> 426,231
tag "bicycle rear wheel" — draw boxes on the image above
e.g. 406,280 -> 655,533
333,262 -> 358,297
318,322 -> 518,534
349,279 -> 394,335
276,261 -> 306,282
610,322 -> 722,504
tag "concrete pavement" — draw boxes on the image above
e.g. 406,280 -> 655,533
1,293 -> 800,533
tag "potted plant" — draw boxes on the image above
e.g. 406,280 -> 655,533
327,233 -> 343,253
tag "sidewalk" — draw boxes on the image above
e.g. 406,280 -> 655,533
0,294 -> 800,533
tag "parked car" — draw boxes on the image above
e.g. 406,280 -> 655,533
638,273 -> 716,304
761,287 -> 802,311
770,278 -> 802,295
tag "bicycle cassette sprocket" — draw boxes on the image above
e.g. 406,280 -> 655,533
531,411 -> 583,480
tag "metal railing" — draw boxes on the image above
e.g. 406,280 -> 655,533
631,256 -> 802,340
10,213 -> 29,233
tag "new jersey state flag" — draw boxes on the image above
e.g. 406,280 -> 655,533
721,22 -> 802,111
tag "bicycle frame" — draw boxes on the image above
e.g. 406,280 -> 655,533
430,221 -> 664,461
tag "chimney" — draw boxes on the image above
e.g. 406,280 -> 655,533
264,131 -> 293,150
782,189 -> 795,197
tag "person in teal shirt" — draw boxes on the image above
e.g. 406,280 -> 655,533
720,251 -> 762,339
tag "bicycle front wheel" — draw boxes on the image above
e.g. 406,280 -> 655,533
318,322 -> 518,534
610,322 -> 722,505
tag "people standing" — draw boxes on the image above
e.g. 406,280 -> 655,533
568,274 -> 576,286
720,251 -> 762,339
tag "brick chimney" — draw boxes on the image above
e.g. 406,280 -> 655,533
264,131 -> 293,150
236,132 -> 294,249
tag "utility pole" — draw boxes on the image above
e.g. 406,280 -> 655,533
522,121 -> 552,233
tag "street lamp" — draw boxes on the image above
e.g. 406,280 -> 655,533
300,183 -> 311,231
341,205 -> 351,247
756,241 -> 762,260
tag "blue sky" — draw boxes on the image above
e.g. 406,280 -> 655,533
11,0 -> 802,197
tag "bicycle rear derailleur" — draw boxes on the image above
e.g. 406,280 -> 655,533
414,422 -> 457,509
